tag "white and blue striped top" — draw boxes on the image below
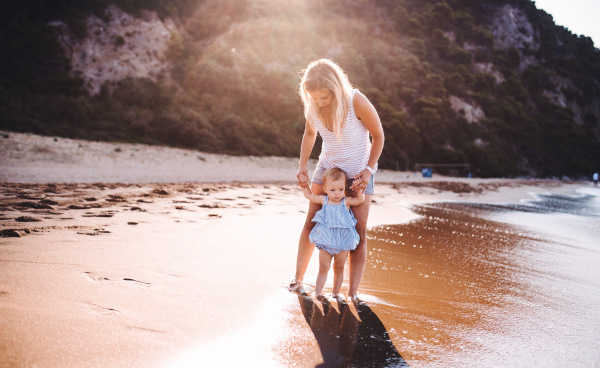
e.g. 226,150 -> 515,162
309,197 -> 360,255
314,89 -> 373,178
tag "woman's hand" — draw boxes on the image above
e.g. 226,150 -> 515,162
350,169 -> 371,192
297,167 -> 309,188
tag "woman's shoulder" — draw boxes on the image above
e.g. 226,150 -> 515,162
351,90 -> 376,122
351,90 -> 370,111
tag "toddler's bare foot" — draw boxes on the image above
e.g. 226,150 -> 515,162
332,294 -> 347,305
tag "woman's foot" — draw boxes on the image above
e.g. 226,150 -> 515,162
349,294 -> 366,306
288,280 -> 308,296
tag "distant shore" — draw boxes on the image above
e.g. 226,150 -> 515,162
0,130 -> 590,185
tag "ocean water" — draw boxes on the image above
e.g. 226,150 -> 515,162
359,187 -> 600,367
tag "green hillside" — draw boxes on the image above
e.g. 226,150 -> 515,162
1,0 -> 599,178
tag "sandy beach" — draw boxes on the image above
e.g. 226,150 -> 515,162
1,132 -> 599,367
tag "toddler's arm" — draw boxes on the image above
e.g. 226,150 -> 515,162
345,188 -> 365,207
298,173 -> 310,188
302,184 -> 325,205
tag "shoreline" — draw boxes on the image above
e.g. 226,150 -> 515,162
1,130 -> 592,229
1,132 -> 598,367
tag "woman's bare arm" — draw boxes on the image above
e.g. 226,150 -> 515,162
354,92 -> 385,169
297,120 -> 318,188
350,92 -> 385,191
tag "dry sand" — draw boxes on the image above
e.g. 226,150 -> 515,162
0,132 -> 594,367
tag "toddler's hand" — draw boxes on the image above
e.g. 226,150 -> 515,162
299,174 -> 309,188
297,167 -> 309,188
350,178 -> 362,191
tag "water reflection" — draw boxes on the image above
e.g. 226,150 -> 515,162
298,295 -> 408,368
360,190 -> 600,367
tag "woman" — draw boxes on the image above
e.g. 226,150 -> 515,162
291,59 -> 385,302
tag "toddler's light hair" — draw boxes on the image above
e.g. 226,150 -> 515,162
322,167 -> 346,186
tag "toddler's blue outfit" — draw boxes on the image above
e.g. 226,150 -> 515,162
309,196 -> 360,256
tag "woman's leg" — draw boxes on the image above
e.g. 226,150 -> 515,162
331,250 -> 349,296
315,250 -> 332,296
293,182 -> 325,285
346,193 -> 373,298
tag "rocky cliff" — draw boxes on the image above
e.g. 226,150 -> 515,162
51,5 -> 179,95
1,0 -> 599,178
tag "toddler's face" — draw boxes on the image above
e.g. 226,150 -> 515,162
323,178 -> 345,202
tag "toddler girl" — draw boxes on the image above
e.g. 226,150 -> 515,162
301,167 -> 365,302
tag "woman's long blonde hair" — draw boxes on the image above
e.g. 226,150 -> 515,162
299,59 -> 354,141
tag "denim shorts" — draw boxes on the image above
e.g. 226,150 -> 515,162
311,162 -> 375,195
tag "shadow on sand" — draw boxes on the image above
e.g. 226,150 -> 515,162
298,295 -> 408,368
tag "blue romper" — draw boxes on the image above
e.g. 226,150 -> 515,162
309,196 -> 360,256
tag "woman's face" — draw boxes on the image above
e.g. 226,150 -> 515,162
308,89 -> 333,109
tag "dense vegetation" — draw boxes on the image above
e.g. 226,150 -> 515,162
1,0 -> 599,177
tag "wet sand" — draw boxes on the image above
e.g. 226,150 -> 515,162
1,181 -> 598,367
2,132 -> 599,367
358,194 -> 600,367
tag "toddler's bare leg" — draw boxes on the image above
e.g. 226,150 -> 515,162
315,250 -> 332,296
293,183 -> 325,285
345,193 -> 373,298
332,251 -> 349,296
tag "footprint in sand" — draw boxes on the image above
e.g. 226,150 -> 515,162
69,204 -> 92,210
122,278 -> 152,287
83,302 -> 164,334
85,272 -> 110,282
82,211 -> 115,218
83,302 -> 121,317
85,272 -> 153,288
198,203 -> 227,208
77,228 -> 110,236
15,216 -> 42,222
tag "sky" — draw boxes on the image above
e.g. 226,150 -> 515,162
532,0 -> 600,47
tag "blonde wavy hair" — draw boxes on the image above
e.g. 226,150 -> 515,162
299,59 -> 354,141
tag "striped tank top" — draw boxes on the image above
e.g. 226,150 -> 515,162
314,89 -> 373,178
